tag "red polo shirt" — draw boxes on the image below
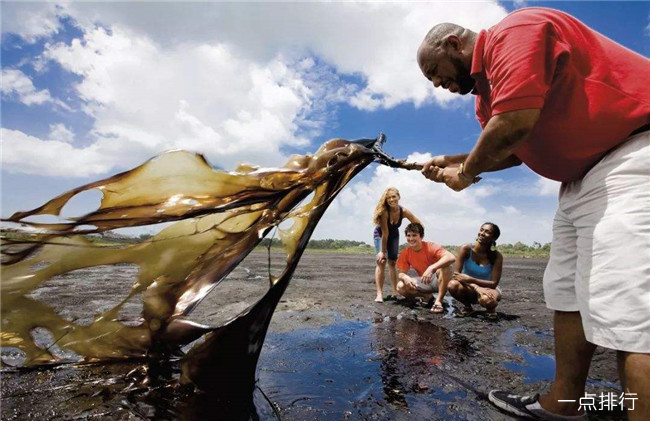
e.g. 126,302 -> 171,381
471,7 -> 650,182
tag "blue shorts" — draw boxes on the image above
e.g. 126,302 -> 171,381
373,234 -> 399,261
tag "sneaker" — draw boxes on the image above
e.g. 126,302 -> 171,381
488,391 -> 589,420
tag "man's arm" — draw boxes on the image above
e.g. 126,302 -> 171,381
422,109 -> 538,191
421,152 -> 522,180
463,109 -> 539,177
398,269 -> 417,288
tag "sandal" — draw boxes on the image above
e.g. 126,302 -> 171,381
457,306 -> 475,318
485,312 -> 498,321
430,303 -> 444,314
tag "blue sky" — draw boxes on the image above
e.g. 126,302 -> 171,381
2,1 -> 649,245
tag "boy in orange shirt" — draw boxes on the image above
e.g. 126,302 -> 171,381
396,223 -> 455,313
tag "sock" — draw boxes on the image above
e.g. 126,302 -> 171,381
525,401 -> 589,421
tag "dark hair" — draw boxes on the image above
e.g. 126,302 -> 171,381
405,222 -> 425,238
482,222 -> 501,265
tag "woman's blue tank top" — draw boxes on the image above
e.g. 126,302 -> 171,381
462,248 -> 493,280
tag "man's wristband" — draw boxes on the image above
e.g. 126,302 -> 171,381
458,163 -> 481,184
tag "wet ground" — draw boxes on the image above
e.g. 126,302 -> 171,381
1,251 -> 625,420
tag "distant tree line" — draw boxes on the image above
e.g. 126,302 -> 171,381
259,238 -> 373,250
0,229 -> 550,256
441,241 -> 551,257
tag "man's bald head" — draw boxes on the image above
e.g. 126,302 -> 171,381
421,23 -> 466,49
416,23 -> 477,95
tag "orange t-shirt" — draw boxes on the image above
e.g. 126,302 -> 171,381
396,242 -> 447,276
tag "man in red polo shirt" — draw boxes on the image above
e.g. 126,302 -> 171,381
416,7 -> 649,421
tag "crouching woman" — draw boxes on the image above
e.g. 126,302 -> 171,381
448,222 -> 503,320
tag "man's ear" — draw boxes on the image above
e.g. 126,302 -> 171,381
445,35 -> 462,53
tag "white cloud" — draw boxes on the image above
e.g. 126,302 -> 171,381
48,123 -> 75,143
1,68 -> 68,109
43,2 -> 506,112
2,2 -> 560,245
513,0 -> 529,9
306,147 -> 559,245
0,2 -> 63,43
6,25 -> 323,175
312,151 -> 554,246
2,2 -> 507,177
2,128 -> 113,177
536,177 -> 561,197
502,205 -> 521,215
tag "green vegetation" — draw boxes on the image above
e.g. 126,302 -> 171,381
441,242 -> 551,258
2,229 -> 551,257
259,238 -> 550,258
258,238 -> 374,254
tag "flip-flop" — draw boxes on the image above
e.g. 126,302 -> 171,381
384,294 -> 395,301
430,303 -> 444,314
485,312 -> 498,321
457,307 -> 475,318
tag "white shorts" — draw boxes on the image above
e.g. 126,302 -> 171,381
415,275 -> 439,294
543,131 -> 650,353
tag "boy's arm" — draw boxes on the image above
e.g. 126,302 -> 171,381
422,250 -> 456,282
398,269 -> 416,288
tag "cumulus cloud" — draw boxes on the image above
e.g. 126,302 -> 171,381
535,177 -> 561,197
58,2 -> 506,112
502,205 -> 521,215
2,2 -> 507,177
6,25 -> 329,174
0,2 -> 63,43
312,152 -> 555,245
1,68 -> 68,109
2,2 -> 559,245
48,123 -> 75,143
2,128 -> 112,177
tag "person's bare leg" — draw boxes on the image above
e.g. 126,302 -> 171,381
447,280 -> 477,307
396,280 -> 413,299
374,260 -> 386,302
434,266 -> 452,307
387,260 -> 398,295
396,279 -> 429,300
476,288 -> 499,314
538,311 -> 596,416
618,351 -> 650,420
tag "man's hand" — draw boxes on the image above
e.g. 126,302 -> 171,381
421,155 -> 456,182
403,275 -> 417,289
423,166 -> 472,191
421,163 -> 444,182
421,267 -> 435,284
376,251 -> 386,264
421,155 -> 449,169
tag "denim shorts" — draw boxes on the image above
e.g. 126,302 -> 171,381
373,234 -> 400,261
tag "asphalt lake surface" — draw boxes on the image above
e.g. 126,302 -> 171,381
1,252 -> 626,420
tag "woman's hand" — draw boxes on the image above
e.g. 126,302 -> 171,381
376,251 -> 387,264
452,272 -> 471,283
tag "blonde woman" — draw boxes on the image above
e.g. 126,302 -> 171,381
373,187 -> 421,302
